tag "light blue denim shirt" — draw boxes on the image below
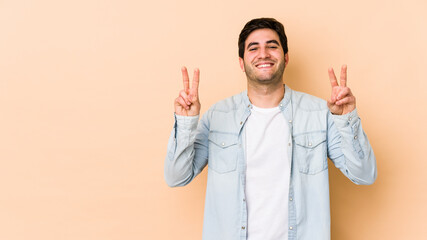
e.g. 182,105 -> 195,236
165,85 -> 377,240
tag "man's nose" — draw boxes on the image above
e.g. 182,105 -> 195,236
258,47 -> 271,59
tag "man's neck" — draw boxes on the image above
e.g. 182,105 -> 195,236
247,81 -> 285,108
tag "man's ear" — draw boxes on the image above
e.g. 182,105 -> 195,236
284,53 -> 289,67
239,57 -> 245,72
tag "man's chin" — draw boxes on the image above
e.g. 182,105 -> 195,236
254,78 -> 277,85
256,74 -> 277,82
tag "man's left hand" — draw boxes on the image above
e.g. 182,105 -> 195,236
327,65 -> 356,115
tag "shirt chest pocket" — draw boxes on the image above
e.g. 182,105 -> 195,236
208,132 -> 239,174
293,132 -> 327,175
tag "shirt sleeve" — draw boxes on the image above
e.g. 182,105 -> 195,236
164,113 -> 210,187
327,108 -> 377,185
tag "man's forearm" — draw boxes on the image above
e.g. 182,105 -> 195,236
328,109 -> 377,185
164,114 -> 206,187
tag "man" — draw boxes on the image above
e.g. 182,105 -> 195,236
165,18 -> 376,240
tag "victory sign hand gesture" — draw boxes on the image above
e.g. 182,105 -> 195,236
327,65 -> 356,115
174,67 -> 201,116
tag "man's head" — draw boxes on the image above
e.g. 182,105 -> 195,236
238,18 -> 288,59
238,18 -> 289,86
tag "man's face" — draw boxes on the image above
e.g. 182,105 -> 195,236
239,28 -> 288,85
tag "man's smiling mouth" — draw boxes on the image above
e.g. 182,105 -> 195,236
255,62 -> 274,68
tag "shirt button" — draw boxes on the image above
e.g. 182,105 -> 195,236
289,226 -> 293,230
289,197 -> 293,201
354,135 -> 358,139
242,226 -> 246,230
243,198 -> 246,201
289,120 -> 292,123
280,103 -> 283,107
308,142 -> 312,146
221,142 -> 225,146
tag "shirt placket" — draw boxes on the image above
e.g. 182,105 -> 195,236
239,102 -> 252,239
281,96 -> 297,240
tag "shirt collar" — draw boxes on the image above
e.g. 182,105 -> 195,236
241,84 -> 292,111
237,84 -> 293,128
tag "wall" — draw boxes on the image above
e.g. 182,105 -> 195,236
0,0 -> 426,239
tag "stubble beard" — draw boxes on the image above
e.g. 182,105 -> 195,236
244,59 -> 286,87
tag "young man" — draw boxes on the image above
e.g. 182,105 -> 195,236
165,18 -> 377,240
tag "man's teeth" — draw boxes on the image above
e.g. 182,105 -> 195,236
258,64 -> 272,68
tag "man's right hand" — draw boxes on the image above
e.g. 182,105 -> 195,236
174,67 -> 201,116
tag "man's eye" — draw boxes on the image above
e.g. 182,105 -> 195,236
249,48 -> 257,51
269,46 -> 278,49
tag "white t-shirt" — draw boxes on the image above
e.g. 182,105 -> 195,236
245,105 -> 290,240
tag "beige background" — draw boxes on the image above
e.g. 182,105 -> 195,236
0,0 -> 426,239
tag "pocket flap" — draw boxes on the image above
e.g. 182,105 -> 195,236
294,132 -> 326,148
208,132 -> 238,148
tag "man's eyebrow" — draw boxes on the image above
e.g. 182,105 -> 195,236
247,42 -> 259,49
266,40 -> 280,45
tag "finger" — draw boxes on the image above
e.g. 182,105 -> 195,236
181,66 -> 190,93
328,68 -> 338,87
179,90 -> 191,105
329,91 -> 337,103
175,96 -> 190,110
327,99 -> 340,115
340,64 -> 347,87
336,87 -> 352,100
191,68 -> 200,95
336,96 -> 355,105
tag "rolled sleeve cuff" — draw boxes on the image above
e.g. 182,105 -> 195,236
331,108 -> 359,129
175,114 -> 199,132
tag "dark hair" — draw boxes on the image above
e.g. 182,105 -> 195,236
238,18 -> 288,58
